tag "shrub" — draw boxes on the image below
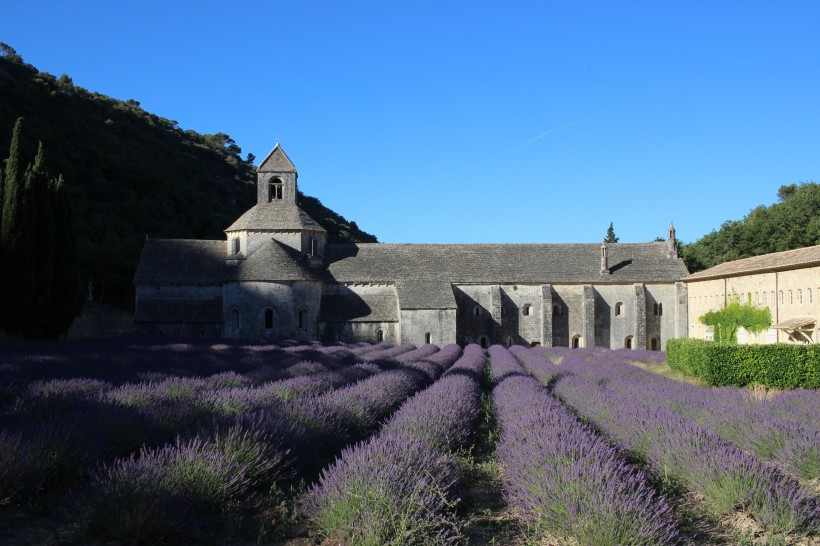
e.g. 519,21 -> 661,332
667,339 -> 820,388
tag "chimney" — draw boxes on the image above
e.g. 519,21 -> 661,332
667,222 -> 678,259
600,243 -> 609,275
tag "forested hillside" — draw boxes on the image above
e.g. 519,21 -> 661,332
681,182 -> 820,273
0,45 -> 377,309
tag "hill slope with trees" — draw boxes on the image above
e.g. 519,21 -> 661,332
0,44 -> 377,309
681,182 -> 820,273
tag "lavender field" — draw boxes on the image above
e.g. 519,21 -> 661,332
0,338 -> 818,545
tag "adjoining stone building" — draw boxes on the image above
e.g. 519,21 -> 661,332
134,144 -> 690,349
684,245 -> 820,344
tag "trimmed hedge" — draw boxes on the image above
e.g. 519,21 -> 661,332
666,339 -> 820,389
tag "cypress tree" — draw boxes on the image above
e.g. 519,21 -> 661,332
0,119 -> 81,338
0,118 -> 25,333
25,142 -> 56,337
0,117 -> 24,250
44,174 -> 82,338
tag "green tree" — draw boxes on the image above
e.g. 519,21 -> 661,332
682,182 -> 820,271
698,293 -> 772,344
604,222 -> 619,243
0,119 -> 81,338
0,42 -> 23,64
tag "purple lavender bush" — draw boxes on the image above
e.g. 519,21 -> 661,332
304,432 -> 461,546
490,345 -> 681,545
301,345 -> 485,545
535,347 -> 819,534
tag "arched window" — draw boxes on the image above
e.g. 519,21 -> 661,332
553,304 -> 563,317
571,335 -> 581,349
310,237 -> 318,257
763,291 -> 767,305
780,290 -> 784,304
501,306 -> 507,317
264,308 -> 273,329
625,336 -> 633,349
425,333 -> 432,344
809,288 -> 813,304
615,302 -> 623,316
650,337 -> 659,351
479,336 -> 488,349
798,289 -> 803,305
298,308 -> 307,330
232,238 -> 240,255
268,177 -> 283,201
473,305 -> 481,317
231,308 -> 240,333
522,304 -> 532,316
376,329 -> 384,342
507,337 -> 513,348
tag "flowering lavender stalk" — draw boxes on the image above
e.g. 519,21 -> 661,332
533,347 -> 819,534
78,435 -> 255,544
394,343 -> 440,363
381,344 -> 483,452
361,343 -> 417,362
305,432 -> 461,545
489,345 -> 681,545
303,345 -> 484,544
548,347 -> 820,482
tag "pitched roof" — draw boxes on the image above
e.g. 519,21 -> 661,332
684,245 -> 820,281
225,202 -> 326,233
134,239 -> 226,284
325,243 -> 688,285
396,280 -> 457,309
134,298 -> 223,323
320,293 -> 399,322
228,240 -> 326,282
258,143 -> 296,172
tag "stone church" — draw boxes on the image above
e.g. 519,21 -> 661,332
134,144 -> 690,349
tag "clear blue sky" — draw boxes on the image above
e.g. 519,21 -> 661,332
3,1 -> 819,245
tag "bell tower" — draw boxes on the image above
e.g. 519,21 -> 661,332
256,143 -> 297,205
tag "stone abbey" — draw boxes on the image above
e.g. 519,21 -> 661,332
134,144 -> 690,349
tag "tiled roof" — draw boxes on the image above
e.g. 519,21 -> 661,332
258,144 -> 296,172
320,293 -> 399,322
225,202 -> 325,233
134,298 -> 223,323
684,245 -> 820,281
134,239 -> 326,285
773,317 -> 816,329
134,239 -> 226,285
325,243 -> 688,285
228,240 -> 326,282
396,280 -> 457,309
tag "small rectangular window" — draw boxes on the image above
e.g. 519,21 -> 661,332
798,289 -> 803,305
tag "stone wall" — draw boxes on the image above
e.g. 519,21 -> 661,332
686,265 -> 819,344
223,280 -> 322,340
399,309 -> 457,345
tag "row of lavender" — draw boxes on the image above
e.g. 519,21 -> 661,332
0,340 -> 459,542
518,346 -> 819,535
539,346 -> 820,481
303,344 -> 486,545
489,345 -> 681,545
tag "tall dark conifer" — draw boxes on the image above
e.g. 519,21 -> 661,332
0,118 -> 81,338
1,118 -> 23,250
26,143 -> 56,336
45,174 -> 82,338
